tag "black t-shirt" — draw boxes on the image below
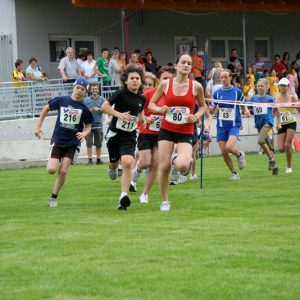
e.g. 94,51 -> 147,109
108,88 -> 145,133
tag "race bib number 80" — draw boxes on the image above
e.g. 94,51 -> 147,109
165,107 -> 190,124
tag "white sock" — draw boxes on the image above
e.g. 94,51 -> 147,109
120,192 -> 127,198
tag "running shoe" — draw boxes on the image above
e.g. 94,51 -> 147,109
237,151 -> 246,170
108,168 -> 118,180
117,194 -> 131,210
49,198 -> 57,207
190,174 -> 198,180
178,174 -> 187,184
285,168 -> 293,174
117,168 -> 123,177
169,180 -> 177,185
160,201 -> 171,212
139,193 -> 149,204
129,181 -> 137,192
132,167 -> 141,183
170,164 -> 179,183
230,173 -> 240,181
268,159 -> 276,170
272,166 -> 279,175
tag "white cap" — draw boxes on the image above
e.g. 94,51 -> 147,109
278,78 -> 290,86
198,51 -> 204,56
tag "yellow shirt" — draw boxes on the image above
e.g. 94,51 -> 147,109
243,85 -> 255,100
12,69 -> 26,87
268,76 -> 279,97
246,73 -> 255,90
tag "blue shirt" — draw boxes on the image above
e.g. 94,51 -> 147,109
84,95 -> 105,129
250,94 -> 274,128
49,96 -> 94,146
213,86 -> 244,128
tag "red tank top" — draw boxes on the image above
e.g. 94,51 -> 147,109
140,87 -> 165,135
160,78 -> 196,134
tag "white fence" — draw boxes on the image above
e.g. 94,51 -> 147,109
0,80 -> 121,119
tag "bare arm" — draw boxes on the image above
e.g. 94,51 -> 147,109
76,123 -> 92,143
35,105 -> 50,139
148,81 -> 169,114
101,100 -> 132,122
194,82 -> 207,121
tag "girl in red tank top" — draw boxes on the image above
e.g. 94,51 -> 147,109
148,54 -> 207,212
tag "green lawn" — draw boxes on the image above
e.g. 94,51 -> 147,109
1,153 -> 300,299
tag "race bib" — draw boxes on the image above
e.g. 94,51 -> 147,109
149,115 -> 163,132
165,107 -> 190,124
219,107 -> 235,121
60,107 -> 82,125
253,105 -> 267,115
116,116 -> 138,132
280,111 -> 293,123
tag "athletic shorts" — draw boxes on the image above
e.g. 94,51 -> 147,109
85,128 -> 103,147
216,126 -> 240,142
278,122 -> 297,134
158,128 -> 193,145
137,134 -> 158,151
105,129 -> 136,163
48,143 -> 80,163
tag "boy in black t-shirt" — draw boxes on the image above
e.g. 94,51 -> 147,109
35,78 -> 93,207
101,65 -> 146,210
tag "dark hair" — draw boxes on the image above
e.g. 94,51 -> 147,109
145,51 -> 152,57
282,52 -> 289,59
175,53 -> 192,64
220,68 -> 233,77
86,51 -> 94,57
15,59 -> 23,68
134,49 -> 141,54
156,65 -> 176,80
229,56 -> 236,63
78,53 -> 85,59
101,48 -> 109,52
114,46 -> 120,51
29,57 -> 37,64
121,65 -> 145,94
274,54 -> 280,60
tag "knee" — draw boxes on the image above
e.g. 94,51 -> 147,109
58,167 -> 68,177
284,142 -> 292,150
278,146 -> 285,152
177,161 -> 190,173
47,168 -> 56,174
122,157 -> 133,169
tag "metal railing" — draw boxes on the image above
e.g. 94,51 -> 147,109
0,79 -> 121,120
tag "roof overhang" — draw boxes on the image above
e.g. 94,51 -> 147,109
72,0 -> 300,13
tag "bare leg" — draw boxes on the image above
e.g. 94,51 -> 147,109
143,146 -> 159,195
52,157 -> 72,195
120,155 -> 134,193
285,129 -> 296,168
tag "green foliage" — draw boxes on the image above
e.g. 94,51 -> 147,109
0,153 -> 300,299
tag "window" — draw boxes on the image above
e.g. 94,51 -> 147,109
210,37 -> 243,62
254,37 -> 270,61
49,40 -> 69,62
174,36 -> 196,58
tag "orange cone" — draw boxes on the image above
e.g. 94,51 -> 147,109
293,135 -> 300,152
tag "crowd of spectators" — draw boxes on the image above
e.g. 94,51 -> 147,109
9,46 -> 300,99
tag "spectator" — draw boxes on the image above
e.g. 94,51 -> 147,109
268,69 -> 279,97
291,51 -> 300,72
12,59 -> 26,87
144,51 -> 157,74
246,66 -> 255,90
58,47 -> 80,83
271,54 -> 287,79
191,46 -> 204,84
229,48 -> 243,80
95,48 -> 111,86
118,51 -> 127,70
128,52 -> 146,72
77,52 -> 86,67
81,51 -> 97,83
243,76 -> 255,101
207,61 -> 223,96
84,83 -> 105,165
109,48 -> 123,85
287,69 -> 299,99
134,49 -> 145,65
26,57 -> 47,84
252,52 -> 265,77
282,52 -> 290,69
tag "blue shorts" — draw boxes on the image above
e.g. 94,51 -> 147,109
217,126 -> 240,142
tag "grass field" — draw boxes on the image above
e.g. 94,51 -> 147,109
1,153 -> 300,300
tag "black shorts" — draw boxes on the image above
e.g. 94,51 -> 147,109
158,128 -> 193,145
49,143 -> 79,163
137,134 -> 158,151
278,122 -> 297,134
105,129 -> 137,163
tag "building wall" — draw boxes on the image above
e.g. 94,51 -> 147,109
15,0 -> 300,79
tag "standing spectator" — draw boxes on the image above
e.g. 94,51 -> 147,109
252,52 -> 265,77
243,77 -> 255,101
271,54 -> 287,79
84,83 -> 105,165
268,70 -> 279,97
109,48 -> 123,86
287,69 -> 299,99
95,48 -> 111,86
81,51 -> 97,83
291,51 -> 300,71
77,52 -> 86,68
134,49 -> 145,65
26,58 -> 47,84
229,49 -> 244,80
118,51 -> 127,69
12,59 -> 26,87
128,52 -> 146,72
58,47 -> 80,83
282,52 -> 290,69
144,51 -> 157,74
191,46 -> 204,84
